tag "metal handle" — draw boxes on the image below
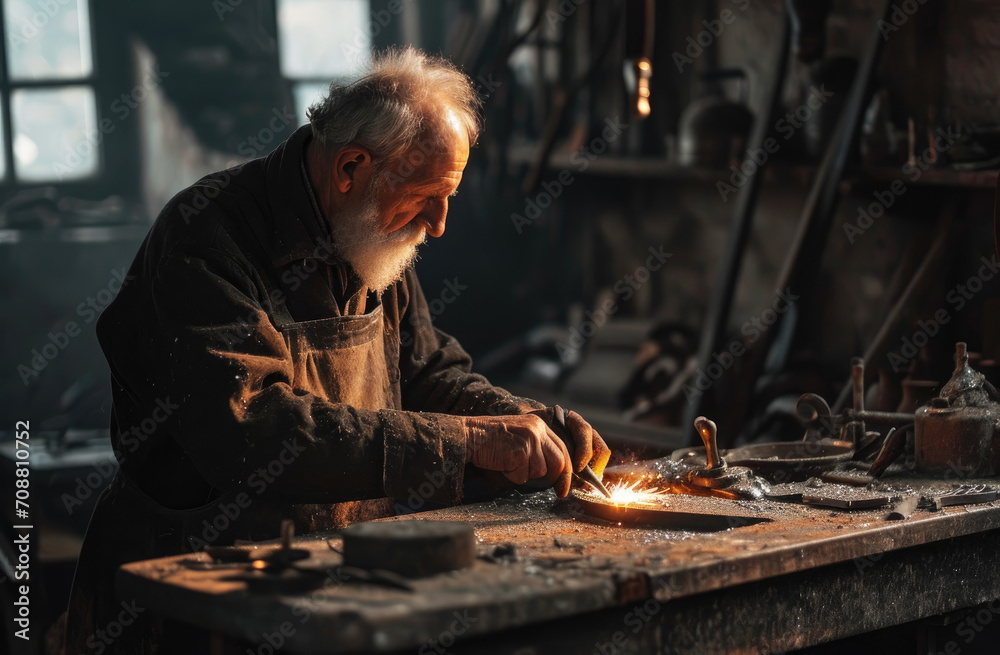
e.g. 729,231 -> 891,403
694,416 -> 724,470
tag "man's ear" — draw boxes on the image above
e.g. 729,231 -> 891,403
332,146 -> 372,193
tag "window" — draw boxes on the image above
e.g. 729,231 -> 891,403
276,0 -> 372,126
0,0 -> 98,183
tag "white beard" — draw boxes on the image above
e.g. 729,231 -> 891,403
330,198 -> 426,294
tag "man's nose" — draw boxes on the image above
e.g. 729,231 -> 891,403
417,198 -> 448,238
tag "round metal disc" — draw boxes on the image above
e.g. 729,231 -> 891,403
342,520 -> 475,578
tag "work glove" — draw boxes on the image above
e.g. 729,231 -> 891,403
463,408 -> 610,497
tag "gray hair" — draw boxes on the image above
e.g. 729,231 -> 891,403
307,46 -> 482,171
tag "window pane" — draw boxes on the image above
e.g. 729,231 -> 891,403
4,0 -> 93,80
278,0 -> 370,78
293,81 -> 331,126
13,86 -> 98,181
0,102 -> 6,181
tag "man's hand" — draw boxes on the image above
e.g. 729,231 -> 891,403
463,410 -> 611,497
464,414 -> 572,495
529,407 -> 611,480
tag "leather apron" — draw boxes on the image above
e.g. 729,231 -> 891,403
63,285 -> 397,654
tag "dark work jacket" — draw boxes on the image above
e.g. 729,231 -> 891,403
63,124 -> 540,654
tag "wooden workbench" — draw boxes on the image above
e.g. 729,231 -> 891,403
117,482 -> 1000,654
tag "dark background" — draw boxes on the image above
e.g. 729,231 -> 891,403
1,1 -> 999,649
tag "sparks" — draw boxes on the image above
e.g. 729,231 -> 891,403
605,479 -> 670,506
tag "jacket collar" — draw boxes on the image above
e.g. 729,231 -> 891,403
258,124 -> 339,269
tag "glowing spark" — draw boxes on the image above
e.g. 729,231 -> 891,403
606,479 -> 670,506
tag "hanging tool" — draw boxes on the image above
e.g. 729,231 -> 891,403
830,217 -> 952,414
522,6 -> 625,193
712,0 -> 895,448
677,68 -> 754,168
678,11 -> 791,443
787,0 -> 833,62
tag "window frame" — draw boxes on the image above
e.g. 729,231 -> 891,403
275,0 -> 401,125
0,0 -> 139,203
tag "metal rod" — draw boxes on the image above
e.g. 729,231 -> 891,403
830,225 -> 949,413
838,410 -> 915,424
850,357 -> 865,441
578,466 -> 613,499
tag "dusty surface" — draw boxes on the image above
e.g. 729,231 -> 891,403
118,475 -> 1000,652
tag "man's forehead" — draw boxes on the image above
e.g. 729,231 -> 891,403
404,162 -> 464,189
400,134 -> 468,181
410,126 -> 468,159
376,105 -> 469,191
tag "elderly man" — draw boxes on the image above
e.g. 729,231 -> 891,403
63,46 -> 609,652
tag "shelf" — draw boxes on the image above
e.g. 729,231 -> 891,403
0,223 -> 149,245
524,151 -> 816,186
508,145 -> 999,190
854,164 -> 998,189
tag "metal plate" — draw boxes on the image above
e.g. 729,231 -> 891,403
801,494 -> 897,510
570,489 -> 770,531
